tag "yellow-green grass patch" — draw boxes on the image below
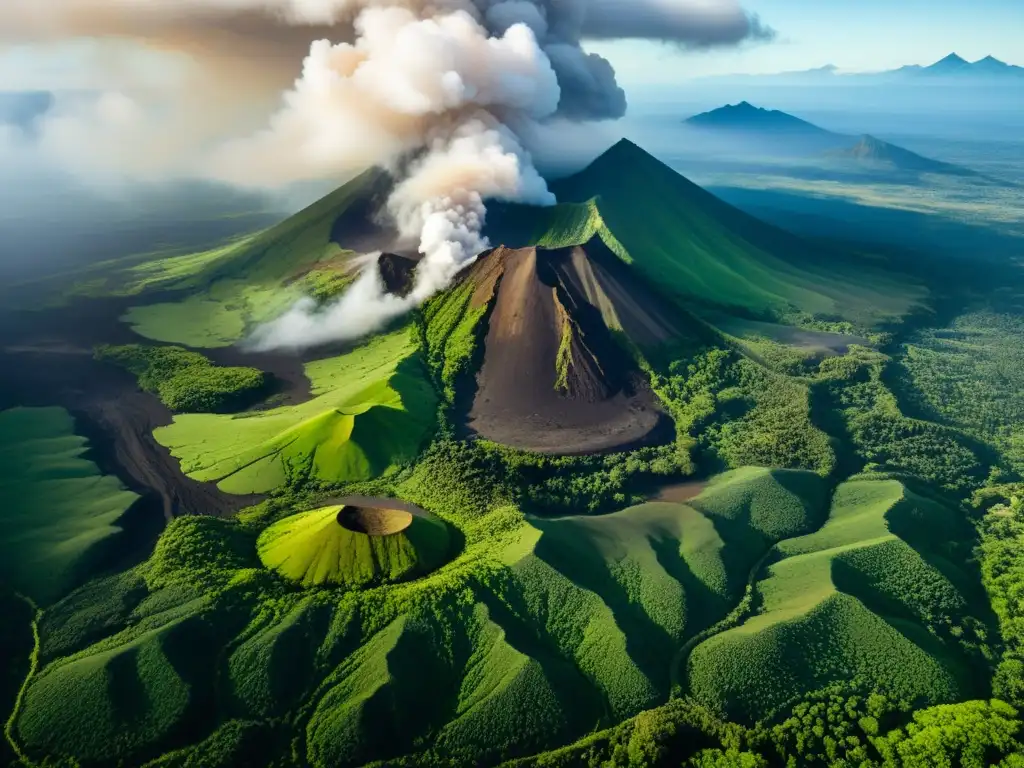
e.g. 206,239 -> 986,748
153,330 -> 437,494
257,503 -> 450,589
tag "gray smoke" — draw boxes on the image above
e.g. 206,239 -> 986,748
1,0 -> 774,349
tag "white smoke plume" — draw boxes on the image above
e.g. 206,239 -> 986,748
247,115 -> 556,350
3,0 -> 774,350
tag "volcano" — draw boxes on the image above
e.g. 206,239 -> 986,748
257,496 -> 450,589
106,138 -> 925,459
456,241 -> 676,454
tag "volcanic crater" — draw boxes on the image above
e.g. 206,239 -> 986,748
336,503 -> 414,536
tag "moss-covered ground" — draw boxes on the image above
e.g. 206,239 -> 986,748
96,343 -> 269,413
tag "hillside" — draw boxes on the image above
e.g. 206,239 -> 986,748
153,329 -> 436,494
257,498 -> 450,589
488,139 -> 922,325
682,103 -> 983,180
11,466 -> 830,767
830,134 -> 977,176
687,478 -> 992,721
55,168 -> 395,347
0,407 -> 140,605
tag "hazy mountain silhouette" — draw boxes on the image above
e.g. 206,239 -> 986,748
685,102 -> 838,136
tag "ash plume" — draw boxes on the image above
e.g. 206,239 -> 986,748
3,0 -> 774,350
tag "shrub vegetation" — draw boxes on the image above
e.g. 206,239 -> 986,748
96,343 -> 268,413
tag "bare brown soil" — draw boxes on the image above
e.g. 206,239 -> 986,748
550,238 -> 680,346
337,506 -> 413,536
326,495 -> 431,519
462,246 -> 672,455
649,480 -> 709,503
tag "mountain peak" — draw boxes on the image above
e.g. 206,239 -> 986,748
584,138 -> 668,181
605,137 -> 652,162
937,52 -> 968,65
684,102 -> 833,136
856,134 -> 886,147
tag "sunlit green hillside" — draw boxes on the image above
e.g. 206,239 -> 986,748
154,329 -> 436,494
688,478 -> 991,721
487,140 -> 923,326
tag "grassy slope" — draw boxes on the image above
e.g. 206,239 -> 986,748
500,468 -> 827,719
0,407 -> 139,606
154,329 -> 437,494
15,515 -> 258,766
688,478 -> 985,721
96,170 -> 381,347
490,140 -> 922,326
17,609 -> 210,764
13,465 -> 827,768
256,505 -> 450,589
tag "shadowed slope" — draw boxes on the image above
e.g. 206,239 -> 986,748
112,169 -> 394,348
0,407 -> 140,605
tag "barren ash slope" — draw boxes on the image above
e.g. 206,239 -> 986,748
453,243 -> 675,454
5,139 -> 980,768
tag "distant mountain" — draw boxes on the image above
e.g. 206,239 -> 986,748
830,135 -> 976,176
693,54 -> 1023,83
896,53 -> 1024,78
683,103 -> 984,179
685,102 -> 837,136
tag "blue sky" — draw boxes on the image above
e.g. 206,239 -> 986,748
2,0 -> 1022,91
588,0 -> 1024,85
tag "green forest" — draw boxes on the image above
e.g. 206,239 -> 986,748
3,141 -> 1024,768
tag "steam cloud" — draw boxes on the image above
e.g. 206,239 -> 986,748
3,0 -> 773,350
